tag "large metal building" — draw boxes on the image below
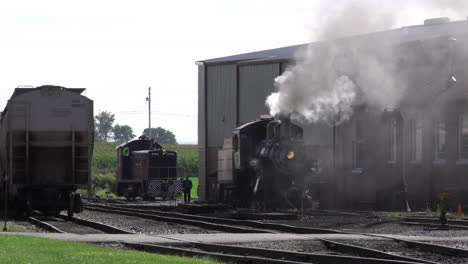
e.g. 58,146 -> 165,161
196,18 -> 468,208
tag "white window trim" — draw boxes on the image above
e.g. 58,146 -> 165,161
434,120 -> 446,163
409,118 -> 423,163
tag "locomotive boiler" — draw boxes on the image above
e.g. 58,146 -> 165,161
0,86 -> 94,217
218,115 -> 310,210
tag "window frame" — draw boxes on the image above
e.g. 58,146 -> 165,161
352,117 -> 365,172
434,120 -> 446,163
409,118 -> 423,163
457,114 -> 468,164
388,118 -> 397,163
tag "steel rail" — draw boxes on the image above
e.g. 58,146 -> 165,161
124,241 -> 427,264
400,222 -> 468,230
55,214 -> 133,234
27,216 -> 65,233
85,204 -> 468,260
320,239 -> 438,264
28,214 -> 133,234
84,205 -> 274,233
404,217 -> 468,226
85,203 -> 341,234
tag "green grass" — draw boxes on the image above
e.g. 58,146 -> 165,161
0,235 -> 221,264
3,224 -> 28,232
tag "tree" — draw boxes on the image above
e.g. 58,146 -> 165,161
113,124 -> 136,142
94,111 -> 115,142
143,127 -> 177,144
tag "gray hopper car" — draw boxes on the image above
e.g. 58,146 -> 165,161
0,85 -> 94,217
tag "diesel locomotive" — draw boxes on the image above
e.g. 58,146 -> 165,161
218,115 -> 313,210
116,136 -> 180,200
0,86 -> 94,217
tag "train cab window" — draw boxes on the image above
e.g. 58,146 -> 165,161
435,121 -> 446,161
458,115 -> 468,160
410,119 -> 423,162
123,147 -> 130,157
388,118 -> 397,163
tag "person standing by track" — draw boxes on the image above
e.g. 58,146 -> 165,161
182,177 -> 193,203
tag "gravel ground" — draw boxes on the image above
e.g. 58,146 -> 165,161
97,242 -> 132,250
423,240 -> 468,250
77,210 -> 220,235
231,240 -> 338,255
348,222 -> 468,237
347,239 -> 468,264
266,214 -> 393,229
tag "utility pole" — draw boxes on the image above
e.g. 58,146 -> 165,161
146,87 -> 151,139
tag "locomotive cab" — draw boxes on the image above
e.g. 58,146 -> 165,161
116,136 -> 179,199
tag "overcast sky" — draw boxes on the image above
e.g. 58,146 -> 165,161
0,0 -> 463,144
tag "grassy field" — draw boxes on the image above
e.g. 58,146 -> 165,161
91,142 -> 199,198
0,235 -> 220,264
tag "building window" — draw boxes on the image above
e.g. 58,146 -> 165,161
353,118 -> 365,169
459,115 -> 468,160
388,118 -> 397,162
435,121 -> 446,160
410,119 -> 423,162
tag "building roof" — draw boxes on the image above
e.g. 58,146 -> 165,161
196,18 -> 468,66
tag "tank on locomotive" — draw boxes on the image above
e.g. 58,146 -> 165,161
116,136 -> 179,199
0,85 -> 94,217
218,115 -> 314,210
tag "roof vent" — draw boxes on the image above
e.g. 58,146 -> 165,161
424,17 -> 450,26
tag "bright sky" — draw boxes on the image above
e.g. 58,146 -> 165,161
0,0 -> 463,144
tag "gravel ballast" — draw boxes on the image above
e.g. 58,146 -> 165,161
77,210 -> 220,235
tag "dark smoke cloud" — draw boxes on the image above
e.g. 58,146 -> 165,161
266,0 -> 468,124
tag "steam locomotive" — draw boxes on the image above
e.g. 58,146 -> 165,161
218,115 -> 312,210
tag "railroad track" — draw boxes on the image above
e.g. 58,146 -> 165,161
401,216 -> 468,229
83,203 -> 468,262
27,214 -> 132,234
124,241 -> 427,264
84,203 -> 341,234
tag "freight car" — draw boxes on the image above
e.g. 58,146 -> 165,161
116,136 -> 180,200
0,85 -> 94,217
218,115 -> 314,210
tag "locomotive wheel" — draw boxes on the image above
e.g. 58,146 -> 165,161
67,193 -> 74,219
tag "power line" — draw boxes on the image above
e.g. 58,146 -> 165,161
114,110 -> 195,118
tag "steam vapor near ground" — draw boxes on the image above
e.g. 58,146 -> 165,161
266,0 -> 468,124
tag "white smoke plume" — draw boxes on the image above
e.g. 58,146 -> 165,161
266,0 -> 468,124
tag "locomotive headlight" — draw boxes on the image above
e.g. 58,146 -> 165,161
287,151 -> 295,160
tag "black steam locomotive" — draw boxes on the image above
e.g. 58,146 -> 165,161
218,115 -> 311,210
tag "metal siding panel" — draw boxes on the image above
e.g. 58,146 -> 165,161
206,64 -> 237,148
197,66 -> 207,201
239,63 -> 280,124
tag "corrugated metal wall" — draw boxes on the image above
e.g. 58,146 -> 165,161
197,66 -> 206,201
239,63 -> 280,124
206,64 -> 237,148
